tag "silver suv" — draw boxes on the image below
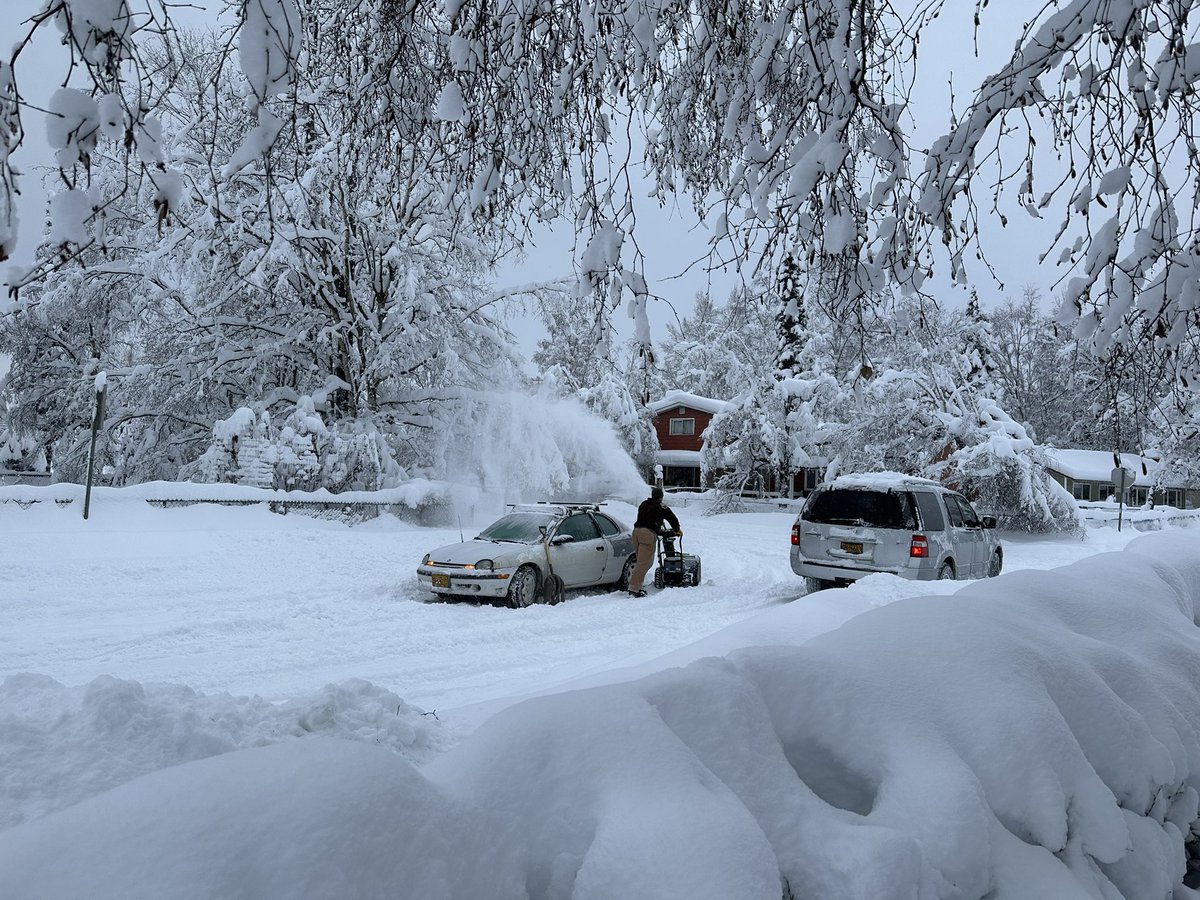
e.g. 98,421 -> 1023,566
790,474 -> 1003,592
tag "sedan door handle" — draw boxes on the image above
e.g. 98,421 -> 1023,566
596,546 -> 605,551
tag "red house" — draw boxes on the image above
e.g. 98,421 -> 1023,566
646,391 -> 726,489
647,390 -> 825,496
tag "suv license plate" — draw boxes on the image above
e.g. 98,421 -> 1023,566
431,573 -> 450,588
841,541 -> 864,555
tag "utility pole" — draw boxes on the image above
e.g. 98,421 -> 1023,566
83,374 -> 107,520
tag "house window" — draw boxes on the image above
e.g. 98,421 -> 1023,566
663,466 -> 700,489
1164,488 -> 1184,508
668,417 -> 695,436
1072,482 -> 1091,501
1097,483 -> 1114,501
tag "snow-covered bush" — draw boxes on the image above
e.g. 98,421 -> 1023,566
0,429 -> 47,474
933,398 -> 1083,533
184,402 -> 328,491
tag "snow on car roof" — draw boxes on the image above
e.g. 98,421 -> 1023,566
827,471 -> 944,491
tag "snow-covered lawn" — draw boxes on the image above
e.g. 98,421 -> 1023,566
3,494 -> 1198,898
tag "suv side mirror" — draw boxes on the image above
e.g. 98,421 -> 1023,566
980,515 -> 997,529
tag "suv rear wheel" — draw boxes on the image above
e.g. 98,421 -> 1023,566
805,576 -> 833,594
936,561 -> 956,580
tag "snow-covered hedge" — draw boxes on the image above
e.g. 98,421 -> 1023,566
2,533 -> 1200,898
0,479 -> 454,524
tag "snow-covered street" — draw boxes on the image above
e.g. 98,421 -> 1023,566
2,496 -> 1142,722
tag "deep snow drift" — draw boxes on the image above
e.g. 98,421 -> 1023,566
2,494 -> 1200,898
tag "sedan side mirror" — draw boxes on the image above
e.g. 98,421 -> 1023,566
980,515 -> 997,529
550,534 -> 574,545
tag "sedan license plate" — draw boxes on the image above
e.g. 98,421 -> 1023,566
431,573 -> 450,588
841,541 -> 864,555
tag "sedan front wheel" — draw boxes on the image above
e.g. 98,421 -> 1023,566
617,555 -> 636,591
506,565 -> 539,608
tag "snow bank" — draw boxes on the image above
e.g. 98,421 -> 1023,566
0,675 -> 447,831
3,533 -> 1200,898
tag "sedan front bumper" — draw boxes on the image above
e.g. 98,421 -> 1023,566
416,565 -> 513,598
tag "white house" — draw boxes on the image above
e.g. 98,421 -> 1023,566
1042,449 -> 1198,509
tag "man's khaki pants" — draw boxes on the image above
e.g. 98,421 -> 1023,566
628,527 -> 658,591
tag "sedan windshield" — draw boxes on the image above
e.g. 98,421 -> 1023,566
477,513 -> 557,543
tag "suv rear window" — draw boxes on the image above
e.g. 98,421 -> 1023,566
802,488 -> 918,529
911,490 -> 946,531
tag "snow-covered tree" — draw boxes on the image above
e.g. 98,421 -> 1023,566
933,398 -> 1084,534
987,287 -> 1086,446
2,17 -> 534,489
9,1 -> 1200,374
919,1 -> 1200,363
699,281 -> 845,501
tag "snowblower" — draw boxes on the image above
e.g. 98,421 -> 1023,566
652,529 -> 702,589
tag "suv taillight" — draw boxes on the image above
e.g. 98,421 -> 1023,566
910,534 -> 928,558
790,523 -> 799,546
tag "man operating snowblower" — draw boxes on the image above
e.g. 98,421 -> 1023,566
627,486 -> 680,597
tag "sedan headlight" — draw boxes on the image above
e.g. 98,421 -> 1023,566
474,559 -> 494,571
421,553 -> 431,565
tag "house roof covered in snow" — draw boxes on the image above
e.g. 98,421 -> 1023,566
657,449 -> 704,466
647,391 -> 726,416
1042,449 -> 1158,486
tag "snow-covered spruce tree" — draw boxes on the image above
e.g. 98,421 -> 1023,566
700,281 -> 841,503
960,289 -> 995,390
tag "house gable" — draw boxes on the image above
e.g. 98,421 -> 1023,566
653,403 -> 715,453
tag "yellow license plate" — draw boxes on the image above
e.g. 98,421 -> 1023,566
431,573 -> 450,588
841,541 -> 864,554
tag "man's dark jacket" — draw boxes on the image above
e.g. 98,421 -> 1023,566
634,498 -> 680,534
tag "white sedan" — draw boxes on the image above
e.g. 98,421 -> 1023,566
416,503 -> 637,607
